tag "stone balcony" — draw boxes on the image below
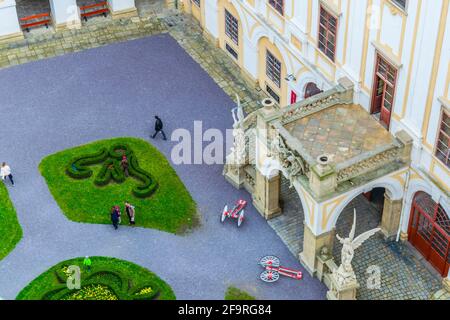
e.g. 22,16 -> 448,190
240,78 -> 412,202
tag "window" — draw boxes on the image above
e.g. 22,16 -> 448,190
269,0 -> 284,16
391,0 -> 407,11
191,0 -> 200,7
266,50 -> 282,88
436,109 -> 450,168
318,6 -> 338,61
225,9 -> 239,45
226,43 -> 238,60
266,84 -> 280,103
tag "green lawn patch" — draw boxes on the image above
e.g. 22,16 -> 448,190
39,137 -> 198,234
16,256 -> 175,300
225,286 -> 255,300
0,182 -> 22,261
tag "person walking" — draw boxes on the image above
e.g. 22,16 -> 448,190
125,201 -> 136,225
1,162 -> 14,186
111,206 -> 120,230
151,115 -> 167,140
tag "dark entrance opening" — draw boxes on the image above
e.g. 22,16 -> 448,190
16,0 -> 51,33
304,82 -> 323,99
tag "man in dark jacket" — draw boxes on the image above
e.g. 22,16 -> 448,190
111,207 -> 120,230
151,115 -> 167,140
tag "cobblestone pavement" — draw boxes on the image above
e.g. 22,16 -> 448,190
271,177 -> 443,300
0,6 -> 265,115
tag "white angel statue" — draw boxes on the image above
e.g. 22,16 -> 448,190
334,209 -> 381,286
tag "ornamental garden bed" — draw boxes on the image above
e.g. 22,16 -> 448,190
0,183 -> 22,261
39,137 -> 198,234
16,256 -> 175,300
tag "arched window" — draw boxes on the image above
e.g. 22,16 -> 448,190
408,192 -> 449,277
304,82 -> 323,99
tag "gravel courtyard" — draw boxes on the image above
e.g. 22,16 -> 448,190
0,33 -> 327,300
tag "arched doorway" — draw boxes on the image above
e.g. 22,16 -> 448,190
304,82 -> 323,99
408,192 -> 450,277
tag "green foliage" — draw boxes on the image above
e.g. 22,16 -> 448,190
16,256 -> 175,300
66,143 -> 157,199
0,183 -> 22,261
39,137 -> 198,234
225,286 -> 256,300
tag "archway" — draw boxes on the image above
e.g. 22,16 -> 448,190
408,191 -> 450,277
333,188 -> 386,299
304,82 -> 323,99
257,37 -> 287,107
76,0 -> 110,22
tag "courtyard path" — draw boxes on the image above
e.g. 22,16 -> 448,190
0,33 -> 326,300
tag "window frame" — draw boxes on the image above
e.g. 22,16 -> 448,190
268,0 -> 284,16
435,108 -> 450,169
391,0 -> 408,12
225,9 -> 239,46
265,49 -> 282,89
318,5 -> 339,62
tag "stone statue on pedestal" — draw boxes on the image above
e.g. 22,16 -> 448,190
333,209 -> 381,287
230,94 -> 246,166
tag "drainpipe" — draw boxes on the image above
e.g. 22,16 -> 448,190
396,168 -> 411,242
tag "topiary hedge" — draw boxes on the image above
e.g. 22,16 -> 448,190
17,257 -> 175,300
65,143 -> 158,199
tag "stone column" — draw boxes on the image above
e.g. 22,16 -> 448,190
252,98 -> 282,220
253,169 -> 281,220
0,0 -> 24,43
380,193 -> 402,240
49,0 -> 81,31
107,0 -> 138,19
299,224 -> 335,275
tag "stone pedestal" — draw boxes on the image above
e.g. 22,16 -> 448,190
0,0 -> 24,43
326,274 -> 359,300
380,193 -> 402,240
108,0 -> 138,19
309,156 -> 337,199
223,159 -> 246,190
400,231 -> 408,242
253,170 -> 281,220
299,225 -> 335,275
49,0 -> 81,31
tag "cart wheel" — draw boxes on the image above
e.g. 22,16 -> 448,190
259,255 -> 280,268
237,209 -> 245,227
260,270 -> 279,283
221,205 -> 228,223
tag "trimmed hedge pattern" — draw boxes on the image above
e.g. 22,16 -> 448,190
66,144 -> 158,198
17,257 -> 175,300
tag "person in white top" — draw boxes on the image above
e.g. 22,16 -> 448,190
1,162 -> 14,186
